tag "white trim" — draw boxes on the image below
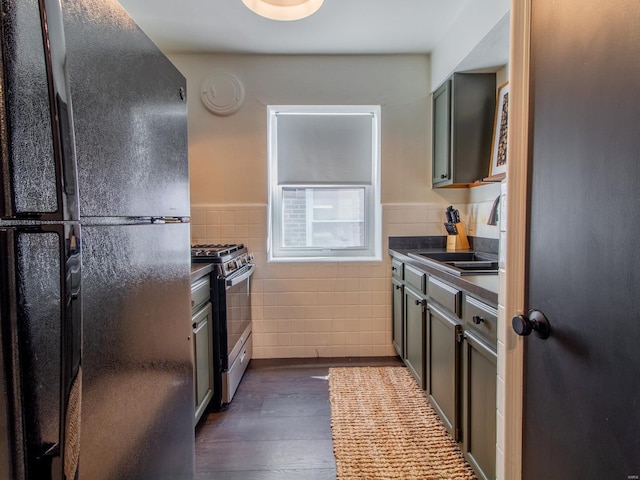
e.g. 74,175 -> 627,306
266,105 -> 382,262
501,1 -> 530,479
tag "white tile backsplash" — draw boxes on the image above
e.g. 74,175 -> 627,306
192,200 -> 499,359
192,202 -> 447,358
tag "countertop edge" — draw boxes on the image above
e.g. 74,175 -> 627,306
191,263 -> 214,282
388,248 -> 499,305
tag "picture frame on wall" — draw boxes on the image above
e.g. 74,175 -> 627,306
488,82 -> 510,177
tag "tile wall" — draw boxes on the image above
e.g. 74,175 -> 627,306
191,203 -> 454,359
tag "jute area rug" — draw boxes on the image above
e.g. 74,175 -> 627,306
329,366 -> 476,480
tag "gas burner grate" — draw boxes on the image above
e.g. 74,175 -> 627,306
191,243 -> 247,261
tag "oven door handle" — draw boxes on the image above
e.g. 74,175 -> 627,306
226,264 -> 255,289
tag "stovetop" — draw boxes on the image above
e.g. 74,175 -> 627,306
191,243 -> 254,276
191,243 -> 245,259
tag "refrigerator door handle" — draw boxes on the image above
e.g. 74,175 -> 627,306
0,0 -> 79,221
37,0 -> 80,222
0,225 -> 82,479
58,224 -> 82,480
0,228 -> 27,480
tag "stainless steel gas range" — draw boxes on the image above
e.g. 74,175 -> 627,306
192,244 -> 254,406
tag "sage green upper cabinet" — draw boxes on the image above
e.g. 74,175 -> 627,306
432,72 -> 496,188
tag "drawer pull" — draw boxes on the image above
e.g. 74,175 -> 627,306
472,315 -> 485,325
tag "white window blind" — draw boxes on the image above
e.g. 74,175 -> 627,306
267,105 -> 381,261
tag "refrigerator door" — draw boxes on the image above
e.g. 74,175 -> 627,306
79,222 -> 194,479
61,0 -> 190,219
0,225 -> 82,480
0,0 -> 79,221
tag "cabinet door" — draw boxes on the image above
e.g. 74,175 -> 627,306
432,80 -> 452,186
462,331 -> 497,480
392,279 -> 404,357
427,304 -> 462,440
404,286 -> 426,388
193,302 -> 214,424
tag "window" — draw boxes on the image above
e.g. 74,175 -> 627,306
267,105 -> 381,261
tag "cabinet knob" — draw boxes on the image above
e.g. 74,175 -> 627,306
512,310 -> 551,339
472,315 -> 484,325
440,174 -> 446,179
395,285 -> 402,290
391,266 -> 397,271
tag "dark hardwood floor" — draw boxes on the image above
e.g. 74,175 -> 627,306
195,357 -> 403,479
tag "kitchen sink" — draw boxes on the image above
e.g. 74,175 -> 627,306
407,251 -> 499,276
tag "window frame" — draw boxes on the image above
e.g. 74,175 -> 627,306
267,105 -> 382,262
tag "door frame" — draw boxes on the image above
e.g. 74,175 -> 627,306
500,0 -> 531,479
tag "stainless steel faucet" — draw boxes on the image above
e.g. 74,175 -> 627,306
487,195 -> 500,226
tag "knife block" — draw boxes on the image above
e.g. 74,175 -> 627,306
446,222 -> 470,251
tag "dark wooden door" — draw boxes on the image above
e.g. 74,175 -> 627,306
523,1 -> 640,478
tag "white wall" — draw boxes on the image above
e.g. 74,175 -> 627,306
174,53 -> 478,358
172,53 -> 471,206
431,0 -> 510,89
174,53 -> 501,358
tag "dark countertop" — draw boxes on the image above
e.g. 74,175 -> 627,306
191,262 -> 214,282
389,247 -> 499,306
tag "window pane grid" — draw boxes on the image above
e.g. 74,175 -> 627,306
268,105 -> 380,261
281,187 -> 365,249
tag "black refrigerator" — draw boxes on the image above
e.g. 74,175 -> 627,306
0,0 -> 195,479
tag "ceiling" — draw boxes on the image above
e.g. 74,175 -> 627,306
116,0 -> 474,55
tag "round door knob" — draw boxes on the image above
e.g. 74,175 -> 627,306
512,310 -> 551,339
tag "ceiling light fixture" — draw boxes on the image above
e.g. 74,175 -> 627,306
242,0 -> 324,21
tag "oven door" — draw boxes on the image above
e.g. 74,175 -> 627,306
224,264 -> 254,364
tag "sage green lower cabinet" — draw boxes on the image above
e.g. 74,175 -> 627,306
404,286 -> 426,388
388,254 -> 497,480
426,303 -> 462,441
462,330 -> 497,480
392,278 -> 404,357
193,302 -> 214,425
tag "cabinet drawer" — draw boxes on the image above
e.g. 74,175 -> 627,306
463,295 -> 498,345
191,276 -> 210,312
391,258 -> 403,280
427,277 -> 460,316
405,264 -> 426,294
